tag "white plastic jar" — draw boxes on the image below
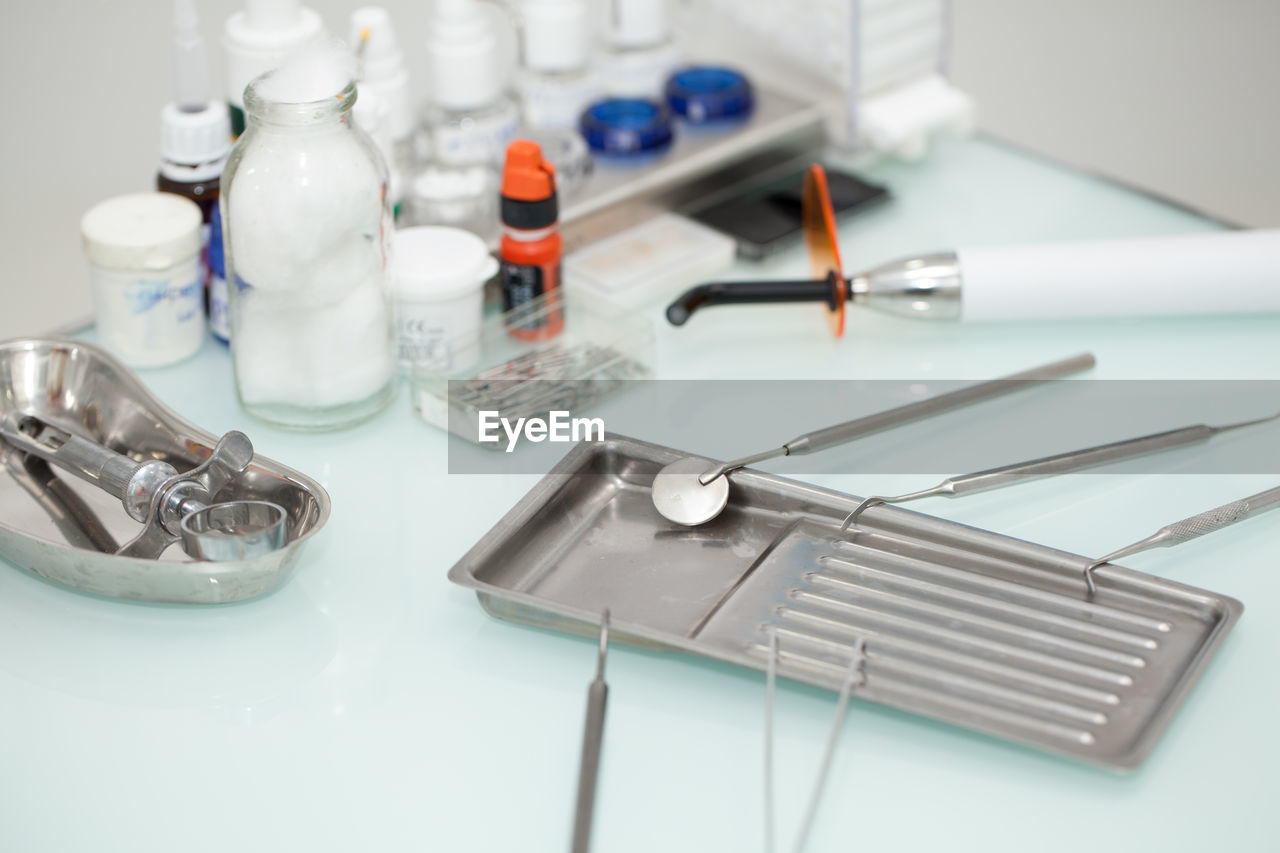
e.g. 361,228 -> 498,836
81,193 -> 204,368
392,226 -> 496,373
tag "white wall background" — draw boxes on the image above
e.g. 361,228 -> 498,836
1,0 -> 1276,339
948,0 -> 1280,227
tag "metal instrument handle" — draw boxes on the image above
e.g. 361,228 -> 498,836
1157,485 -> 1280,546
571,612 -> 611,853
570,680 -> 608,853
783,352 -> 1096,456
0,412 -> 144,499
945,424 -> 1215,496
1085,483 -> 1280,594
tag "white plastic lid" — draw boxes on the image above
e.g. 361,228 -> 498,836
606,0 -> 668,48
522,0 -> 589,72
223,1 -> 325,107
81,193 -> 203,271
160,101 -> 232,181
393,226 -> 498,301
428,0 -> 501,111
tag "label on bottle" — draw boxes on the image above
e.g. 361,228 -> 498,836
90,258 -> 204,366
518,74 -> 602,132
500,261 -> 546,312
209,271 -> 230,344
500,260 -> 563,340
398,314 -> 447,367
432,110 -> 520,167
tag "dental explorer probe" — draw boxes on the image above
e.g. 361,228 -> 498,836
841,411 -> 1280,529
651,352 -> 1096,527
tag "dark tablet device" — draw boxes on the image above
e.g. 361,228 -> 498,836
689,166 -> 889,260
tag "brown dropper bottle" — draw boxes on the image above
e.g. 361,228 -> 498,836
158,0 -> 232,331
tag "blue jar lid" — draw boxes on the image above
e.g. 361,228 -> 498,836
579,98 -> 675,155
665,66 -> 754,123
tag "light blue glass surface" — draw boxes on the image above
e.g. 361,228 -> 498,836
1,137 -> 1277,852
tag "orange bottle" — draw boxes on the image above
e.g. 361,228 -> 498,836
499,140 -> 564,340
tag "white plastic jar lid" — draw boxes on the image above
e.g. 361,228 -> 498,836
81,192 -> 203,272
393,226 -> 498,301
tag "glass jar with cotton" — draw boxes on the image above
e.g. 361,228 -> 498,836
221,45 -> 397,430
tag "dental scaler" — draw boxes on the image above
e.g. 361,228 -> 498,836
667,228 -> 1280,329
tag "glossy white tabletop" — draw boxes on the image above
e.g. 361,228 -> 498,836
2,137 -> 1277,852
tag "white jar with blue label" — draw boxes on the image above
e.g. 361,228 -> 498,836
81,192 -> 205,367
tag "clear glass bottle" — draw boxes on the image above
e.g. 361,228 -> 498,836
221,74 -> 397,430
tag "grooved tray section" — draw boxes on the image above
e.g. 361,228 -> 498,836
694,520 -> 1227,766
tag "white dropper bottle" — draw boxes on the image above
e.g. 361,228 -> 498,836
223,0 -> 325,136
516,0 -> 600,132
404,0 -> 519,241
350,7 -> 412,217
420,0 -> 519,168
510,0 -> 597,196
349,8 -> 412,151
598,0 -> 681,98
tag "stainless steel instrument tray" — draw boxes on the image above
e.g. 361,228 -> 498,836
448,434 -> 1242,770
0,338 -> 330,604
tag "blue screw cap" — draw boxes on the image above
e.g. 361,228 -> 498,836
665,66 -> 755,123
579,98 -> 675,155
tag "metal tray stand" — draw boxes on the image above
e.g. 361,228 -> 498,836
449,435 -> 1241,770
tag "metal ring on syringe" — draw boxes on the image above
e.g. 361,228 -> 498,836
180,500 -> 288,561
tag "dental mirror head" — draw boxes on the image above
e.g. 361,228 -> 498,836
180,500 -> 288,561
651,457 -> 730,526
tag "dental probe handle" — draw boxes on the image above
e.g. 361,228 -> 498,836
700,352 -> 1096,483
1084,484 -> 1280,593
941,424 -> 1216,496
571,679 -> 608,853
952,229 -> 1280,322
783,352 -> 1096,456
1111,485 -> 1280,559
571,613 -> 611,853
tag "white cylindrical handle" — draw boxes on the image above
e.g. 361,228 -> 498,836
957,229 -> 1280,322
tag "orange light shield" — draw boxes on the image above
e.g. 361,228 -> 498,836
801,164 -> 846,338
